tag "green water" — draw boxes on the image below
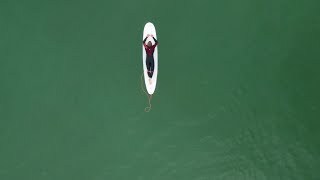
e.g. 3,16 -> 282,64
1,0 -> 320,179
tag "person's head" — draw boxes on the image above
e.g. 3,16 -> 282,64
147,41 -> 152,47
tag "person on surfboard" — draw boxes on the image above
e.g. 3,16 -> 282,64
143,34 -> 158,79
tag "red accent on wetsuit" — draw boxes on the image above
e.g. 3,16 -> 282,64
144,42 -> 158,56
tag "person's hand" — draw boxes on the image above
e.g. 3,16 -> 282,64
150,34 -> 153,37
147,34 -> 150,37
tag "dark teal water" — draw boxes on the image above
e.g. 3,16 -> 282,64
0,0 -> 319,179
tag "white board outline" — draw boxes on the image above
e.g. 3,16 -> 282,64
142,22 -> 158,95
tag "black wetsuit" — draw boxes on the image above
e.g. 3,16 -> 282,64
143,36 -> 158,78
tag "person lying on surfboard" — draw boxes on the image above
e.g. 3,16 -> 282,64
143,34 -> 158,79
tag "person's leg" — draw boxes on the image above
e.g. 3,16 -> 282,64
148,62 -> 152,77
150,57 -> 154,77
146,56 -> 152,78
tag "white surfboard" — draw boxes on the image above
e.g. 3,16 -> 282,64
142,22 -> 158,95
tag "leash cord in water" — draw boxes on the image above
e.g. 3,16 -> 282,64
141,72 -> 152,112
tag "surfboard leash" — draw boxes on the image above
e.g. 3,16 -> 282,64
140,72 -> 153,112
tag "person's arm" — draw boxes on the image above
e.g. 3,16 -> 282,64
143,36 -> 148,44
142,36 -> 148,49
152,37 -> 158,43
152,37 -> 158,47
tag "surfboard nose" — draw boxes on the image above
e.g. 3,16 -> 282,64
145,22 -> 154,28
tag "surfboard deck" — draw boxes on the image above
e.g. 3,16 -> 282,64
142,22 -> 158,95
